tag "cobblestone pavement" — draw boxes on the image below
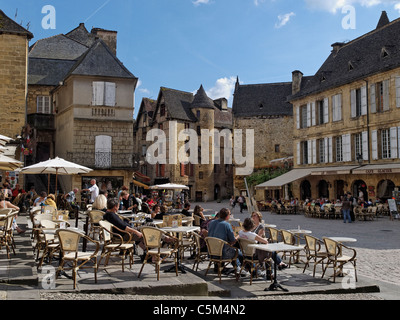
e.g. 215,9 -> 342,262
40,200 -> 399,301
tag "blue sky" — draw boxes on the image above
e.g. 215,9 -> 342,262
2,0 -> 400,118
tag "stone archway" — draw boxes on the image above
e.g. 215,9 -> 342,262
318,180 -> 329,199
377,179 -> 395,201
300,180 -> 311,200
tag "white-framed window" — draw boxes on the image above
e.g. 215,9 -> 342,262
371,80 -> 389,113
382,129 -> 391,159
92,81 -> 116,107
37,96 -> 51,114
354,133 -> 363,160
95,135 -> 112,168
351,87 -> 367,118
336,136 -> 343,162
318,139 -> 325,163
316,98 -> 329,125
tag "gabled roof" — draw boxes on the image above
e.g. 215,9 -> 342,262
155,87 -> 197,122
65,23 -> 97,47
29,34 -> 88,60
134,98 -> 157,130
28,58 -> 77,86
233,81 -> 293,117
290,12 -> 400,101
0,9 -> 33,39
67,39 -> 136,79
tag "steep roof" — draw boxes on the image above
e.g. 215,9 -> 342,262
67,39 -> 136,79
290,12 -> 400,100
156,87 -> 197,122
191,85 -> 215,109
134,98 -> 157,130
0,9 -> 33,39
233,82 -> 293,117
65,23 -> 97,47
28,58 -> 77,86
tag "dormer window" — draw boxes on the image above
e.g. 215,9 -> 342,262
259,103 -> 264,109
321,76 -> 327,82
348,61 -> 354,71
381,48 -> 389,58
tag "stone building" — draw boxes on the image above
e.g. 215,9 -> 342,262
27,23 -> 138,194
135,85 -> 233,201
261,11 -> 400,203
0,10 -> 33,183
232,77 -> 295,200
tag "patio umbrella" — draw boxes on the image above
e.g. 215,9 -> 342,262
0,154 -> 23,171
19,157 -> 93,193
150,183 -> 189,190
0,135 -> 12,146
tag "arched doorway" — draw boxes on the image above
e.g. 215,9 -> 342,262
300,180 -> 311,200
352,180 -> 367,201
214,184 -> 220,200
318,180 -> 329,199
377,179 -> 395,201
335,180 -> 345,200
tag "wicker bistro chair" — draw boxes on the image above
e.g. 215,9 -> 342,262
238,238 -> 272,285
55,229 -> 100,289
302,235 -> 328,277
267,227 -> 281,243
98,220 -> 135,272
192,232 -> 209,271
0,212 -> 18,259
321,237 -> 357,283
204,237 -> 239,284
88,210 -> 105,241
280,230 -> 304,266
138,227 -> 179,281
37,229 -> 60,270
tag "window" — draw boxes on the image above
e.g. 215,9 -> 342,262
301,141 -> 309,165
354,133 -> 363,160
318,139 -> 325,163
382,129 -> 391,159
92,81 -> 116,106
196,110 -> 201,119
336,136 -> 343,162
371,80 -> 389,113
141,145 -> 147,157
275,144 -> 280,153
160,104 -> 166,117
95,135 -> 112,168
300,105 -> 308,128
37,96 -> 51,114
317,100 -> 324,125
199,172 -> 203,179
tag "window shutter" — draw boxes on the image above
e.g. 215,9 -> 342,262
93,81 -> 104,106
396,77 -> 400,108
342,134 -> 351,162
161,164 -> 165,177
361,86 -> 367,115
328,137 -> 333,163
311,102 -> 316,126
371,130 -> 378,160
297,142 -> 301,165
337,94 -> 342,120
307,140 -> 312,165
362,131 -> 369,161
323,98 -> 329,123
312,139 -> 317,164
296,106 -> 300,129
390,127 -> 398,159
370,84 -> 376,113
324,137 -> 329,163
307,103 -> 311,127
105,82 -> 116,107
350,89 -> 356,118
383,80 -> 390,111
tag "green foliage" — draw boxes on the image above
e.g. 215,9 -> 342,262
246,167 -> 289,187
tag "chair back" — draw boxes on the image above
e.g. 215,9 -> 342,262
205,237 -> 225,257
268,227 -> 280,243
238,238 -> 256,258
163,214 -> 182,227
281,229 -> 295,245
323,238 -> 339,257
34,213 -> 54,223
99,220 -> 113,242
304,234 -> 320,252
4,212 -> 17,231
142,227 -> 163,249
57,229 -> 81,253
0,209 -> 12,227
89,210 -> 104,224
40,220 -> 58,229
193,215 -> 201,226
54,210 -> 69,222
42,206 -> 56,215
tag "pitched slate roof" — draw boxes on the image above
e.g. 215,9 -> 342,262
157,87 -> 197,122
290,11 -> 400,101
191,85 -> 215,109
0,9 -> 33,39
67,39 -> 135,79
134,98 -> 157,130
233,82 -> 293,117
28,58 -> 77,86
65,23 -> 97,47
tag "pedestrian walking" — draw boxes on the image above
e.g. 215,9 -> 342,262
342,195 -> 352,223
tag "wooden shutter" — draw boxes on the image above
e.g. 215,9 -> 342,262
371,130 -> 378,160
361,86 -> 367,115
390,127 -> 398,158
370,84 -> 376,113
105,82 -> 116,107
180,163 -> 185,177
307,140 -> 312,165
312,139 -> 317,164
93,81 -> 104,106
362,131 -> 369,161
350,89 -> 356,118
396,77 -> 400,108
307,103 -> 311,127
297,142 -> 301,165
383,80 -> 390,111
296,106 -> 300,129
311,102 -> 316,126
324,138 -> 329,163
328,137 -> 333,163
323,98 -> 329,123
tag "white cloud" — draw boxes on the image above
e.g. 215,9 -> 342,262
136,80 -> 150,95
305,0 -> 396,13
254,0 -> 266,6
275,12 -> 296,28
192,0 -> 210,6
205,76 -> 237,105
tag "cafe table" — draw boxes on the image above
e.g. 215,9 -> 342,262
160,225 -> 199,274
249,243 -> 302,292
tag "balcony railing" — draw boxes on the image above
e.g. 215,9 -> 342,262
66,151 -> 135,169
27,114 -> 55,130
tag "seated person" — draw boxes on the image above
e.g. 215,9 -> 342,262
153,204 -> 168,220
44,194 -> 57,209
181,202 -> 192,217
193,205 -> 206,225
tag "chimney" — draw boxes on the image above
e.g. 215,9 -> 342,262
331,42 -> 345,55
214,98 -> 228,111
91,28 -> 117,55
292,70 -> 303,95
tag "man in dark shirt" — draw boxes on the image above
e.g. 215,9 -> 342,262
181,202 -> 192,217
103,199 -> 143,241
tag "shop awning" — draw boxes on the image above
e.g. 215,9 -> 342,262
352,164 -> 400,174
255,169 -> 312,190
310,165 -> 360,176
132,179 -> 149,189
